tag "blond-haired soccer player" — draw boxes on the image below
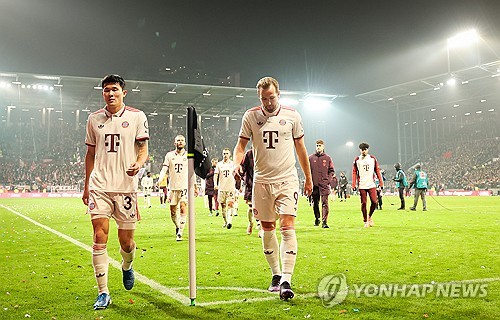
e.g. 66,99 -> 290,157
233,76 -> 312,301
214,148 -> 237,229
82,74 -> 149,310
158,135 -> 189,241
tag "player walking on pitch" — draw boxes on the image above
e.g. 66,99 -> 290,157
352,142 -> 383,228
82,74 -> 149,310
214,148 -> 238,229
158,135 -> 190,241
233,76 -> 313,301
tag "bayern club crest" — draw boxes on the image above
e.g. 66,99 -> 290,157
279,119 -> 286,125
253,208 -> 259,217
89,202 -> 95,210
122,121 -> 129,128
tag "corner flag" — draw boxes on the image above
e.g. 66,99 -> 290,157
186,106 -> 211,306
188,107 -> 211,179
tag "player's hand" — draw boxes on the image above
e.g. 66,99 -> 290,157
126,162 -> 140,176
82,188 -> 89,206
233,165 -> 242,178
303,178 -> 313,197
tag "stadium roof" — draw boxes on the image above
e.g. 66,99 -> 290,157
355,60 -> 500,114
0,72 -> 338,119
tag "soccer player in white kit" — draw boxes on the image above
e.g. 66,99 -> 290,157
141,172 -> 154,208
352,142 -> 384,228
82,74 -> 149,310
158,135 -> 189,241
233,77 -> 313,301
214,148 -> 237,229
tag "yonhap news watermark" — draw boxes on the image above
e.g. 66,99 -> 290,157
317,273 -> 489,308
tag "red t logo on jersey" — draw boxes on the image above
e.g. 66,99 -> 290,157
105,134 -> 120,152
263,130 -> 279,149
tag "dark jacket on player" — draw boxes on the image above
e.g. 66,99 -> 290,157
309,151 -> 335,195
240,149 -> 254,201
205,165 -> 216,196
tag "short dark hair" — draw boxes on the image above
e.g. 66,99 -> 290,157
101,74 -> 125,89
359,142 -> 369,150
316,139 -> 324,145
415,164 -> 421,170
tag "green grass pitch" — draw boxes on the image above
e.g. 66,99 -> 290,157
0,195 -> 498,319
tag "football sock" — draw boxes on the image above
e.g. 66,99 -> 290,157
262,229 -> 281,275
247,206 -> 253,224
227,207 -> 234,224
120,246 -> 135,271
178,215 -> 186,235
92,243 -> 109,294
280,226 -> 297,277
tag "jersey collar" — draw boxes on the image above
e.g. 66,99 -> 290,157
260,104 -> 281,117
104,104 -> 126,118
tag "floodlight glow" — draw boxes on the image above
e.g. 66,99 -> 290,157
447,29 -> 479,49
461,80 -> 469,84
464,113 -> 470,116
453,104 -> 459,108
447,78 -> 456,86
409,92 -> 416,96
480,99 -> 486,103
345,141 -> 354,147
303,97 -> 331,109
476,111 -> 482,114
279,97 -> 299,106
388,97 -> 394,101
488,109 -> 495,112
431,108 -> 436,112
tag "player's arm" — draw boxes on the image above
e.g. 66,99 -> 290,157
213,163 -> 220,190
352,159 -> 358,190
374,158 -> 384,189
82,145 -> 95,206
294,137 -> 313,196
158,154 -> 169,183
233,137 -> 249,176
127,140 -> 149,176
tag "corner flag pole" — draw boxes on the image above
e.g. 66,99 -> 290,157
186,106 -> 197,306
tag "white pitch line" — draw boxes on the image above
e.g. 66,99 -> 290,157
2,204 -> 499,307
0,204 -> 190,305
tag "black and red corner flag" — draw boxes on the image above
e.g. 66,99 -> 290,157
187,106 -> 211,179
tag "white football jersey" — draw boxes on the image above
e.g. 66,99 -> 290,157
353,154 -> 378,189
163,150 -> 188,191
215,160 -> 236,192
141,176 -> 154,190
239,105 -> 304,184
85,105 -> 149,192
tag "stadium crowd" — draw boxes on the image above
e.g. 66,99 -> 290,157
403,117 -> 499,190
0,113 -> 498,192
